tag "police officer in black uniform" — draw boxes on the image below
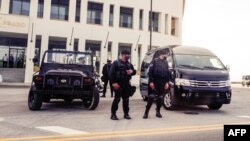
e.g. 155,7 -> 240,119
143,50 -> 170,119
109,50 -> 136,120
101,59 -> 113,97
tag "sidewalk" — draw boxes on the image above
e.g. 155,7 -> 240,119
0,82 -> 31,88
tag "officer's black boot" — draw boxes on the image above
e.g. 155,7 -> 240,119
143,109 -> 149,119
124,113 -> 131,119
143,105 -> 152,119
111,114 -> 118,120
156,110 -> 162,118
144,95 -> 154,119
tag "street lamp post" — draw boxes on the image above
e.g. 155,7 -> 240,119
149,0 -> 153,50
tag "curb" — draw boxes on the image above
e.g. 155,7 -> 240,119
0,83 -> 31,88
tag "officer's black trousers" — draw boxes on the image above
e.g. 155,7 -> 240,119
111,86 -> 130,115
103,80 -> 113,97
145,81 -> 165,112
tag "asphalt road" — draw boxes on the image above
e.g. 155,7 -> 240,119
0,85 -> 250,141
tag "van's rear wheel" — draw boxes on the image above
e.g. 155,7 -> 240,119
207,103 -> 223,110
163,88 -> 176,110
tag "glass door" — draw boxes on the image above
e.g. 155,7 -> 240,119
9,48 -> 26,68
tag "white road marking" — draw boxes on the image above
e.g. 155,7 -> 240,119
36,126 -> 89,135
238,115 -> 250,119
0,118 -> 4,122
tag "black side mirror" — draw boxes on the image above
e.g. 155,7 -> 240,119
32,58 -> 38,63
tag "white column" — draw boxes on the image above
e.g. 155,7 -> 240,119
99,41 -> 106,74
68,0 -> 76,23
24,0 -> 39,83
102,2 -> 109,27
78,38 -> 85,52
66,37 -> 73,51
0,0 -> 10,14
113,4 -> 120,28
160,13 -> 165,34
133,8 -> 139,31
81,0 -> 87,25
24,39 -> 36,83
66,0 -> 76,51
167,15 -> 171,35
40,35 -> 49,64
43,0 -> 51,20
143,9 -> 149,32
112,41 -> 119,61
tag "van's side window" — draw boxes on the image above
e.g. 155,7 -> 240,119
141,52 -> 154,78
167,56 -> 173,69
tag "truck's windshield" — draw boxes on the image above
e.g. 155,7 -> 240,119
175,54 -> 226,70
43,51 -> 92,65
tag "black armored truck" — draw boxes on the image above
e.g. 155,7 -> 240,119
28,50 -> 99,110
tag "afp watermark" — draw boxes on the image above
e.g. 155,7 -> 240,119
224,125 -> 250,141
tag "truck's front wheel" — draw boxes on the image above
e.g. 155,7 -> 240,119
207,103 -> 223,110
28,85 -> 43,110
83,87 -> 99,110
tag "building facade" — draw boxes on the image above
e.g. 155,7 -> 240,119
0,0 -> 184,84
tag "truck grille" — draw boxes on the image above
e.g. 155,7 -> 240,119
58,76 -> 70,86
189,80 -> 227,87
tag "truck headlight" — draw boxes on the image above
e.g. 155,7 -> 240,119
47,79 -> 55,85
73,80 -> 81,86
175,78 -> 191,86
225,80 -> 231,87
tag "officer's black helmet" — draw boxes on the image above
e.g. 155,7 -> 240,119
121,50 -> 130,55
159,50 -> 167,55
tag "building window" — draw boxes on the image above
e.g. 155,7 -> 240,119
87,2 -> 103,25
108,42 -> 112,60
139,10 -> 143,30
75,0 -> 81,22
165,14 -> 168,34
48,37 -> 67,51
74,39 -> 79,51
119,7 -> 133,28
171,17 -> 178,36
37,0 -> 44,18
109,5 -> 114,26
149,12 -> 159,32
50,0 -> 69,21
0,37 -> 27,69
9,0 -> 30,16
